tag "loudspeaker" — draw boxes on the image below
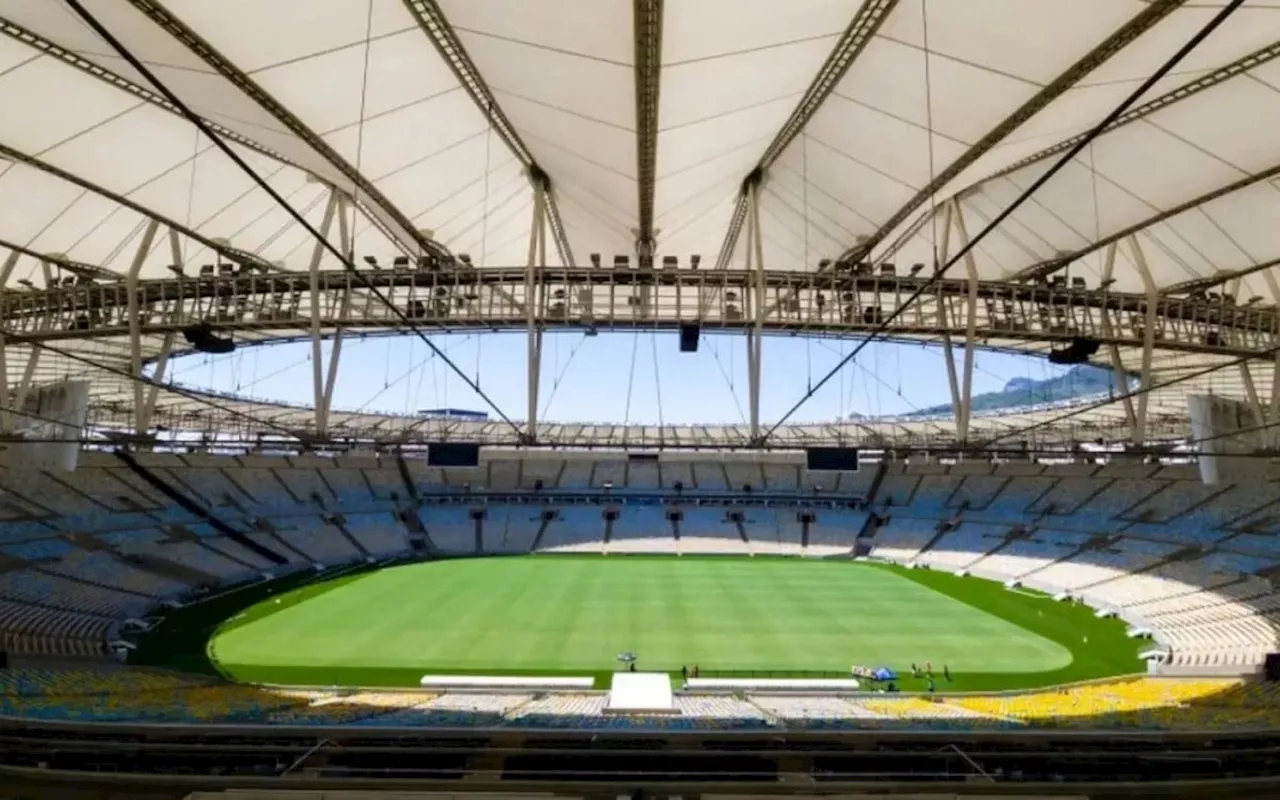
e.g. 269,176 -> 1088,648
1265,652 -> 1280,681
1047,337 -> 1101,365
426,443 -> 480,467
679,323 -> 700,353
0,650 -> 10,669
182,323 -> 236,355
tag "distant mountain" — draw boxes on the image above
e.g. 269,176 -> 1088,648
897,364 -> 1117,419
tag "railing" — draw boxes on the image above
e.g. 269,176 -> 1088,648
1,266 -> 1273,358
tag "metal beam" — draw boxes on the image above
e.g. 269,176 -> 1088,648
1240,361 -> 1266,429
845,0 -> 1186,263
935,201 -> 965,432
120,0 -> 444,260
0,250 -> 18,287
1100,241 -> 1119,285
1100,239 -> 1136,432
402,0 -> 577,267
633,0 -> 664,258
747,183 -> 766,441
168,229 -> 183,272
7,346 -> 39,434
1163,254 -> 1280,297
952,204 -> 980,442
0,237 -> 120,282
971,38 -> 1280,191
1269,350 -> 1280,450
316,192 -> 352,435
64,0 -> 522,436
0,142 -> 267,269
0,16 -> 293,167
1013,163 -> 1280,282
1105,342 -> 1139,434
319,319 -> 345,436
138,331 -> 175,436
0,333 -> 7,432
526,189 -> 547,442
128,219 -> 161,434
1128,235 -> 1158,445
713,0 -> 898,271
309,191 -> 341,435
7,267 -> 1275,362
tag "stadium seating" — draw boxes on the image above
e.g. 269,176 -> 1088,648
609,507 -> 675,554
538,507 -> 606,552
869,517 -> 938,562
0,666 -> 1269,732
8,451 -> 1280,726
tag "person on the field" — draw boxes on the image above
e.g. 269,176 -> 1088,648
681,665 -> 688,681
943,665 -> 951,682
927,677 -> 935,694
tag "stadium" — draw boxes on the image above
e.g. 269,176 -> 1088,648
5,0 -> 1280,797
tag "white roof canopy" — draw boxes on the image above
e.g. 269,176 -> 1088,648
1,0 -> 1278,445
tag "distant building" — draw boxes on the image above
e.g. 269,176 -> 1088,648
417,408 -> 489,421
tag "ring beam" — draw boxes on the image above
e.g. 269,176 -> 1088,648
2,267 -> 1273,359
0,266 -> 1264,450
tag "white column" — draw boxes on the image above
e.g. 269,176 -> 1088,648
525,189 -> 547,443
308,190 -> 341,436
747,182 -> 766,442
168,229 -> 183,270
950,201 -> 980,443
1105,340 -> 1138,434
128,220 -> 161,434
0,250 -> 19,286
1240,362 -> 1266,430
8,347 -> 40,433
1127,235 -> 1158,446
139,332 -> 176,436
936,202 -> 964,429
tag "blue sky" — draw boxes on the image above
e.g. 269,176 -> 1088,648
164,332 -> 1071,426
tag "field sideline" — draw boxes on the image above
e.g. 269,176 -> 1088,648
195,556 -> 1145,691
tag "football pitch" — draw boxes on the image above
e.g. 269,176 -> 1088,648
207,556 -> 1145,691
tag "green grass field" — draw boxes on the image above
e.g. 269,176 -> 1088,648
206,556 -> 1144,691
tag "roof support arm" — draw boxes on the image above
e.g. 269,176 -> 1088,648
0,250 -> 19,288
1240,361 -> 1266,430
1015,163 -> 1280,283
318,196 -> 354,435
128,219 -> 161,434
1106,342 -> 1139,435
121,0 -> 443,260
6,347 -> 40,435
936,202 -> 965,435
138,332 -> 175,437
1269,351 -> 1280,451
309,190 -> 341,437
953,202 -> 980,443
714,0 -> 898,271
633,0 -> 663,259
168,229 -> 183,271
1098,242 -> 1138,433
848,0 -> 1186,263
0,336 -> 7,433
747,183 -> 766,442
1128,235 -> 1158,446
526,187 -> 547,443
403,0 -> 577,266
